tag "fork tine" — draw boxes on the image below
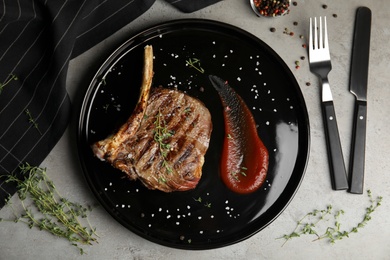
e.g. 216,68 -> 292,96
324,17 -> 329,50
319,17 -> 323,49
309,16 -> 329,51
309,17 -> 313,50
314,17 -> 318,49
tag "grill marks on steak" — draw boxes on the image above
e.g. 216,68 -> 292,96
123,88 -> 211,192
91,46 -> 212,192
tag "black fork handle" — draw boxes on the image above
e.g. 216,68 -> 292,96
322,101 -> 349,190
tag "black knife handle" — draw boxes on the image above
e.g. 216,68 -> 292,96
349,100 -> 367,194
322,101 -> 349,190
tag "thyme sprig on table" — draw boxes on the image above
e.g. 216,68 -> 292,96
0,163 -> 98,254
278,190 -> 382,246
0,74 -> 18,94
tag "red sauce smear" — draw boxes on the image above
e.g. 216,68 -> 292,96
209,75 -> 269,194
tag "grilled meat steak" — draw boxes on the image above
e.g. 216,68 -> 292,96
91,45 -> 212,192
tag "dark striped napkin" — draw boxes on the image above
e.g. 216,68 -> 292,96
0,0 -> 221,208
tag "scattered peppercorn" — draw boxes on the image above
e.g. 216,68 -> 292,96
333,13 -> 338,18
306,82 -> 311,86
289,32 -> 294,36
293,1 -> 297,6
299,35 -> 304,39
302,44 -> 307,48
300,56 -> 305,60
322,4 -> 328,9
295,66 -> 300,69
295,61 -> 300,66
293,21 -> 298,26
270,27 -> 276,32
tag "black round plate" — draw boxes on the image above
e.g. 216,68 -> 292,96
77,19 -> 310,250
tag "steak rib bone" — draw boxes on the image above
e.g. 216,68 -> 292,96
91,45 -> 213,192
92,45 -> 154,166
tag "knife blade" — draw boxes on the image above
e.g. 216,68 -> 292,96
348,7 -> 372,194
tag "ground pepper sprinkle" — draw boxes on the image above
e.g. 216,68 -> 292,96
253,0 -> 290,17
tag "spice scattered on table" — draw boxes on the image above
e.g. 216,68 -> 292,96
295,60 -> 300,69
322,4 -> 328,9
253,0 -> 290,17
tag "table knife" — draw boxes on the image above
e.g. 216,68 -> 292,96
348,7 -> 372,194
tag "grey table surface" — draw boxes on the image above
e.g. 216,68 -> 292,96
1,0 -> 389,259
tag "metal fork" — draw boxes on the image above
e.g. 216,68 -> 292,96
308,17 -> 349,190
